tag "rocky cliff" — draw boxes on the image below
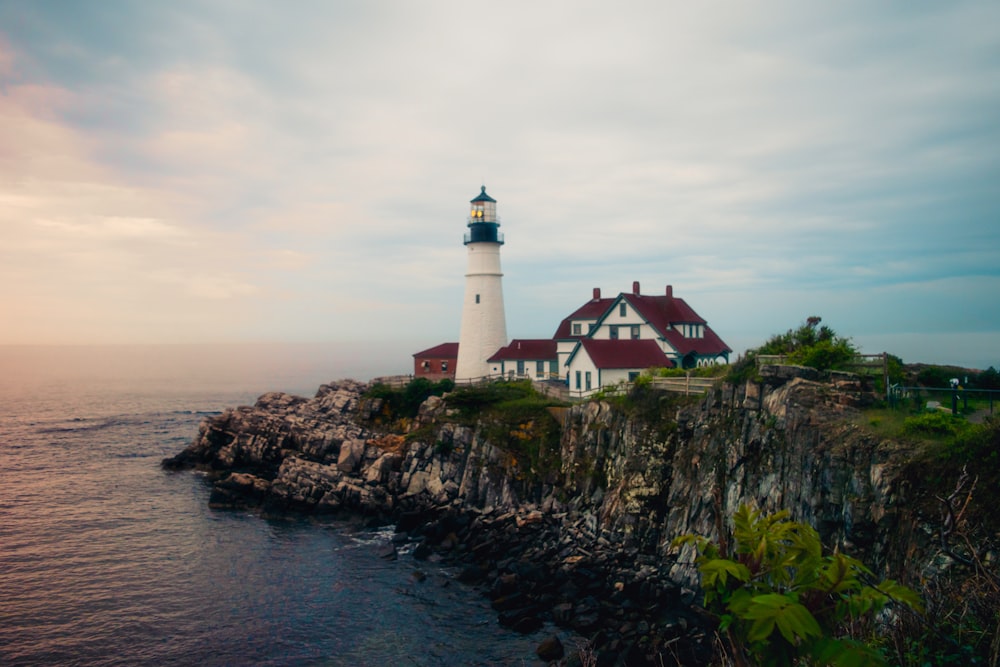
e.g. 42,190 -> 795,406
162,368 -> 979,665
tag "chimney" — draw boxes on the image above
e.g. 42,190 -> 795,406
665,285 -> 673,298
592,287 -> 601,300
632,281 -> 640,295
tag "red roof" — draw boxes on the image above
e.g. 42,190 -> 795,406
488,339 -> 557,362
571,339 -> 674,370
413,342 -> 459,358
622,294 -> 731,356
552,297 -> 615,338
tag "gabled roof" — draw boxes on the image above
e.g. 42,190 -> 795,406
616,293 -> 732,356
413,342 -> 459,358
568,339 -> 674,370
552,297 -> 616,339
661,326 -> 731,357
488,339 -> 557,362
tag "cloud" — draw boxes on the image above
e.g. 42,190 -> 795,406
0,2 -> 996,364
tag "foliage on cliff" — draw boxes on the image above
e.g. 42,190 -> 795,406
366,379 -> 567,481
366,377 -> 455,421
443,380 -> 566,480
674,505 -> 921,667
728,317 -> 859,383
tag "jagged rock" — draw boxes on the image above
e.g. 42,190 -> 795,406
164,367 -> 958,667
337,438 -> 365,472
536,635 -> 565,661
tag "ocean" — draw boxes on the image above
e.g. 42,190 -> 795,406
0,344 -> 565,666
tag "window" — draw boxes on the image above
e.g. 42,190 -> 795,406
475,294 -> 480,304
588,323 -> 596,333
422,360 -> 429,369
550,360 -> 558,374
585,371 -> 592,390
516,360 -> 525,375
441,361 -> 448,371
631,325 -> 640,339
628,371 -> 640,381
575,371 -> 581,390
572,323 -> 581,335
619,303 -> 627,317
536,360 -> 544,377
610,326 -> 619,340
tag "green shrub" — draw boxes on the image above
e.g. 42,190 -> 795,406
788,338 -> 858,372
364,377 -> 455,420
727,317 -> 859,382
674,505 -> 921,667
902,412 -> 970,438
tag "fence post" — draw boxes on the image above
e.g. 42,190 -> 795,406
883,352 -> 889,402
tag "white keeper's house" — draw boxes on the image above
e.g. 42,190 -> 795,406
413,188 -> 731,396
489,281 -> 731,395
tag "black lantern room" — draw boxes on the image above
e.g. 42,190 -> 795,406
465,186 -> 504,245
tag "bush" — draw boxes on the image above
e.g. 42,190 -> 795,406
365,377 -> 455,420
727,317 -> 859,382
971,366 -> 1000,390
674,505 -> 921,667
902,412 -> 970,438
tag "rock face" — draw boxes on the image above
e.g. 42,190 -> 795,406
162,371 -> 943,665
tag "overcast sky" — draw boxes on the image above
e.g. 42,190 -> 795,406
1,1 -> 997,370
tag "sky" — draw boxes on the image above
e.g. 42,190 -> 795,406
1,1 -> 998,370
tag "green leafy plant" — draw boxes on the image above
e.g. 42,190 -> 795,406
673,505 -> 922,667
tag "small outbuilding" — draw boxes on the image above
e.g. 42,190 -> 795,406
413,342 -> 458,381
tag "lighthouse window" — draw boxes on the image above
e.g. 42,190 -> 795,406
475,294 -> 480,304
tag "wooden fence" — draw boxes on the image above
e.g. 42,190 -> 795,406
757,352 -> 890,399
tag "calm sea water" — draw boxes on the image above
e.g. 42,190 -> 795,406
0,345 -> 564,666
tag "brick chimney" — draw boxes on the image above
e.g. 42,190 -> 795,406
593,287 -> 601,300
665,285 -> 673,298
632,281 -> 640,295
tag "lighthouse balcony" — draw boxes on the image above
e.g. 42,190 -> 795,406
464,229 -> 504,245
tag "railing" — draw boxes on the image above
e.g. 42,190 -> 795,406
561,373 -> 719,400
649,375 -> 717,395
756,352 -> 887,368
889,385 -> 996,417
463,229 -> 504,244
370,374 -> 414,388
757,352 -> 890,399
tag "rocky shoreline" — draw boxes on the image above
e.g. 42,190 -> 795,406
162,379 -> 715,664
163,369 -> 924,665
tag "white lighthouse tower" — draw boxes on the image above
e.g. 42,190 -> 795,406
455,186 -> 508,382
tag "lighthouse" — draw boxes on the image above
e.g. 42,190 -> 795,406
454,186 -> 508,382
